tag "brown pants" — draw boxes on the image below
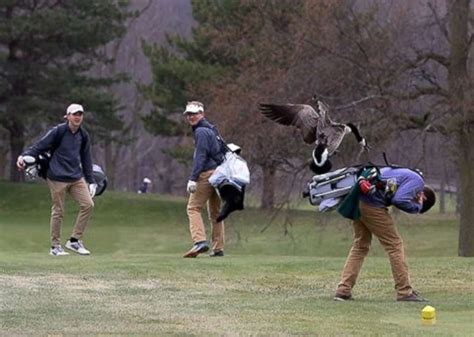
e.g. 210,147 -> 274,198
47,178 -> 94,247
186,170 -> 224,251
336,201 -> 412,298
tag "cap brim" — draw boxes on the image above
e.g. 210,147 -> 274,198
183,103 -> 203,114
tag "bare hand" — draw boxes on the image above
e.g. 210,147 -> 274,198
16,156 -> 25,171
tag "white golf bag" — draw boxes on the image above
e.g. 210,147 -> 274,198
303,167 -> 359,212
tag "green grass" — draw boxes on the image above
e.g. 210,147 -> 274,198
0,180 -> 473,336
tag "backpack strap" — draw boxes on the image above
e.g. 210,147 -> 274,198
37,123 -> 67,179
51,123 -> 69,153
52,123 -> 89,153
195,123 -> 227,164
79,127 -> 90,152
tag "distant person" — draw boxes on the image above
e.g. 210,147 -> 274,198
137,177 -> 152,194
17,103 -> 96,256
182,101 -> 226,258
335,167 -> 436,302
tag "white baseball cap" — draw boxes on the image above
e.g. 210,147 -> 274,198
66,103 -> 84,115
183,101 -> 204,114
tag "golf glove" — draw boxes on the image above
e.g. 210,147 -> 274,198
187,180 -> 197,194
358,177 -> 375,195
89,183 -> 98,198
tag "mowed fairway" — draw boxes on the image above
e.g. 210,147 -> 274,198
0,181 -> 472,337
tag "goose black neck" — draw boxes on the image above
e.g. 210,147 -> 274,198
346,123 -> 363,142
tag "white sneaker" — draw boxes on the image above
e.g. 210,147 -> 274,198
65,240 -> 91,255
50,245 -> 70,256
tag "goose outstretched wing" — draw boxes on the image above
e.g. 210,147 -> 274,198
317,100 -> 333,125
258,103 -> 321,144
321,123 -> 349,155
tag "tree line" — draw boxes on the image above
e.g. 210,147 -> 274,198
0,0 -> 472,256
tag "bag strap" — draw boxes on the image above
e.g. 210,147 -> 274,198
195,123 -> 228,165
208,125 -> 231,153
49,123 -> 68,155
51,123 -> 89,155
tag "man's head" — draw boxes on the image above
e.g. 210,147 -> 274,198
65,103 -> 84,128
420,186 -> 436,213
183,101 -> 205,126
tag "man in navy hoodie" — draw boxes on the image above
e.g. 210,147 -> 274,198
17,104 -> 96,256
183,101 -> 226,258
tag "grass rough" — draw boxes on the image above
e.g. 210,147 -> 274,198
0,181 -> 472,336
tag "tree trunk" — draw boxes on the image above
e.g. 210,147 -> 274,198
104,139 -> 116,190
439,173 -> 446,214
8,120 -> 25,182
261,165 -> 276,209
448,0 -> 473,256
0,145 -> 7,180
457,128 -> 474,256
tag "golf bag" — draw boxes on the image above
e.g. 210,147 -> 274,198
215,180 -> 245,223
23,153 -> 51,180
303,167 -> 359,212
92,164 -> 108,197
209,145 -> 250,222
304,157 -> 425,212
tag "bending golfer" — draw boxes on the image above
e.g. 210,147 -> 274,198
183,101 -> 226,258
335,167 -> 436,302
17,104 -> 96,256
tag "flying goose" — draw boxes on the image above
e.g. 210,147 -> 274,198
258,100 -> 369,174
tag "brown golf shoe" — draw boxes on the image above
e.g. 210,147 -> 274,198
397,290 -> 428,302
183,242 -> 209,258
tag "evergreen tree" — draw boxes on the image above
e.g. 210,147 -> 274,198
140,0 -> 243,137
142,0 -> 308,208
0,0 -> 131,181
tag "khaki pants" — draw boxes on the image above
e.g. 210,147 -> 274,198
186,170 -> 224,251
47,178 -> 94,247
337,201 -> 412,298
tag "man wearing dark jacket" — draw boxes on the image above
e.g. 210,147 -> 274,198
17,103 -> 96,256
335,167 -> 436,302
183,101 -> 226,258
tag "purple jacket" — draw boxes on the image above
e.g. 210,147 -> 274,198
360,167 -> 424,214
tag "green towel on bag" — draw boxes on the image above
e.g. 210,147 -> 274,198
337,184 -> 362,220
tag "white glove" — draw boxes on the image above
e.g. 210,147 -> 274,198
89,183 -> 98,198
187,180 -> 197,194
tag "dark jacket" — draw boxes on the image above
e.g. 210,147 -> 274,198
189,119 -> 225,181
23,123 -> 95,184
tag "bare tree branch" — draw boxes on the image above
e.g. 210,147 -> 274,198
334,95 -> 386,111
389,85 -> 450,100
428,2 -> 450,42
416,51 -> 450,68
